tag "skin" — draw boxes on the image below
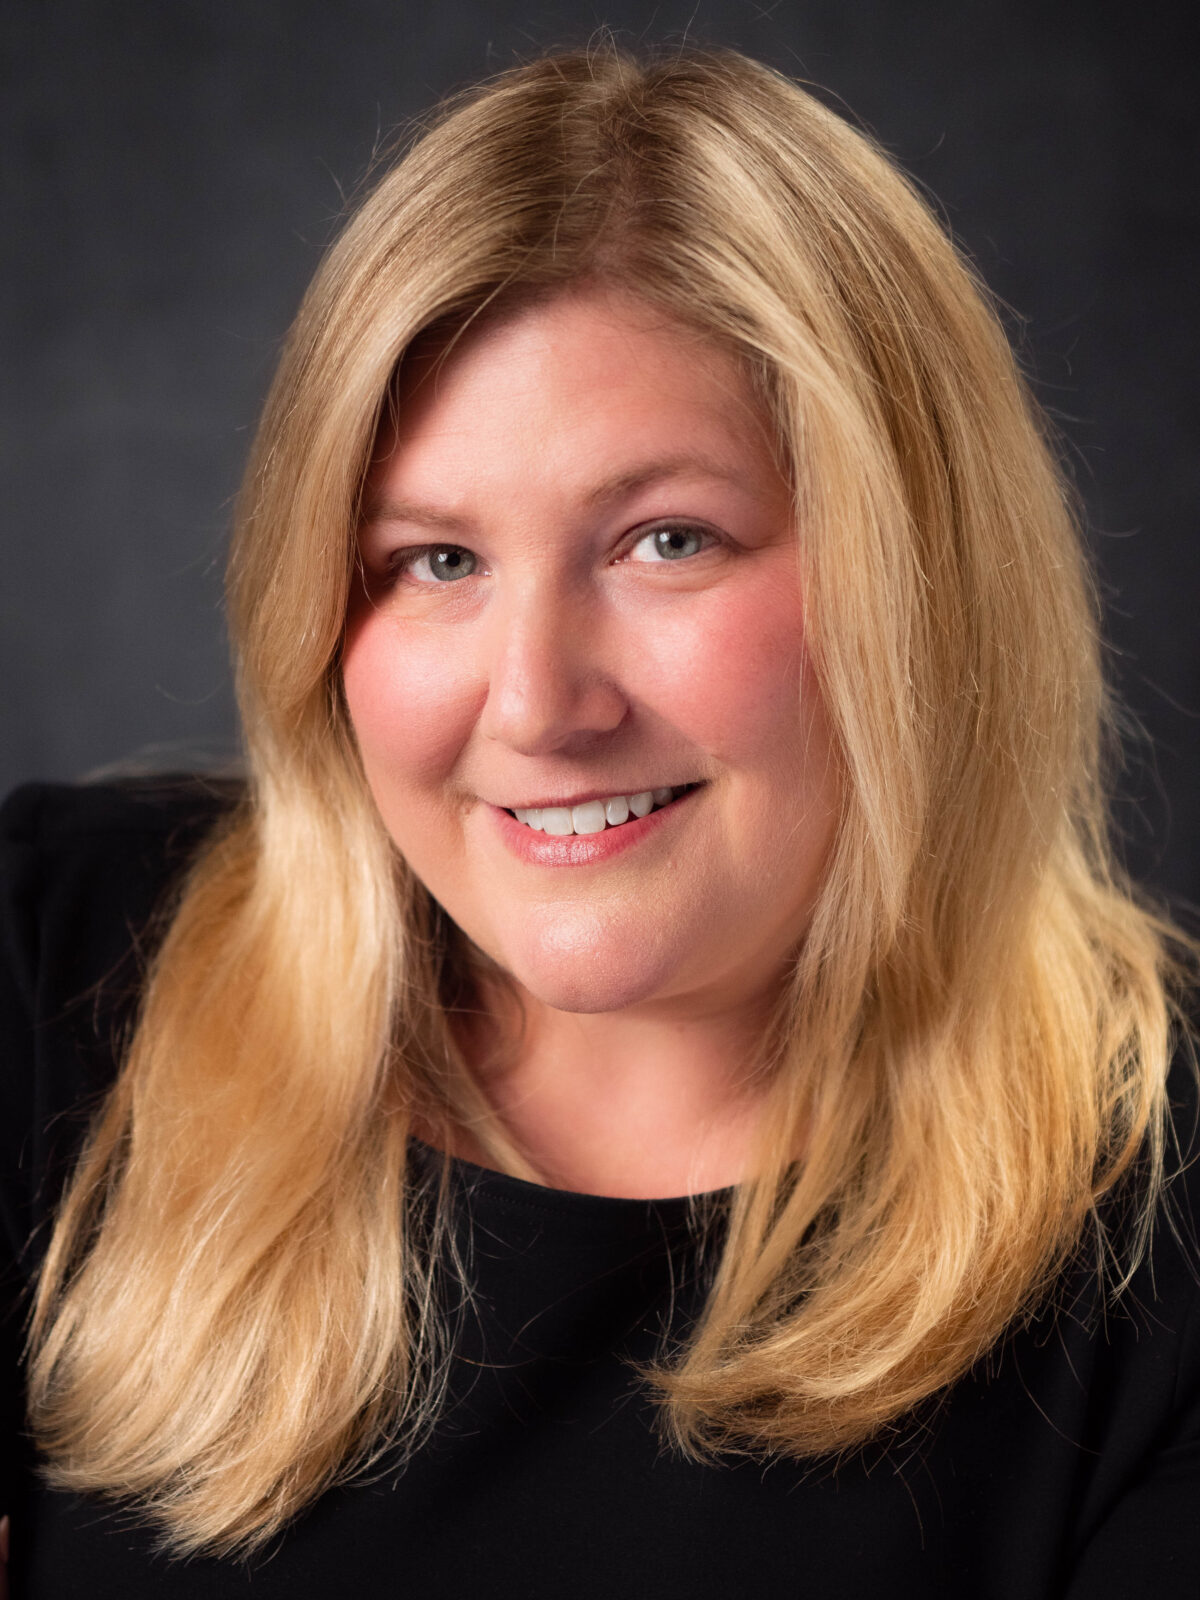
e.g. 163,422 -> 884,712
343,286 -> 840,1198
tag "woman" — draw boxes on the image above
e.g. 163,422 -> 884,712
2,42 -> 1197,1597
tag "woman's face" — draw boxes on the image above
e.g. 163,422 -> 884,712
344,288 -> 840,1020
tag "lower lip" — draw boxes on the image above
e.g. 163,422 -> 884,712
487,788 -> 702,866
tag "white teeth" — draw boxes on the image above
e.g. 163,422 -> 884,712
571,800 -> 608,834
509,784 -> 696,835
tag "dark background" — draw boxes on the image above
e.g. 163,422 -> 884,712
3,0 -> 1197,912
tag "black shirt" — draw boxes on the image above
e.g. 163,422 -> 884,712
2,779 -> 1199,1598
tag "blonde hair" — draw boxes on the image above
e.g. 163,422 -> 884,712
28,42 -> 1189,1556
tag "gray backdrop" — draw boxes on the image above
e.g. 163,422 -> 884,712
4,0 -> 1197,911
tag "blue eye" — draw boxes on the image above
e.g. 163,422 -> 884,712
402,545 -> 477,582
629,525 -> 709,562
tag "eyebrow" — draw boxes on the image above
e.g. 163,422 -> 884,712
361,453 -> 770,530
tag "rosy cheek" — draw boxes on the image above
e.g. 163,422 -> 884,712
633,577 -> 810,761
341,611 -> 478,787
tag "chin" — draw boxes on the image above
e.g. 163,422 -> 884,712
513,968 -> 660,1015
495,913 -> 679,1015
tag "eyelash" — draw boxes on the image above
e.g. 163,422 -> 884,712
385,522 -> 719,584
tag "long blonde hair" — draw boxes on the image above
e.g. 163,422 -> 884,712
28,42 -> 1188,1556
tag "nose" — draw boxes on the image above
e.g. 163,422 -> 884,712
477,582 -> 628,757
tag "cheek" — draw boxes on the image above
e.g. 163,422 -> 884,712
635,575 -> 812,763
341,609 -> 478,790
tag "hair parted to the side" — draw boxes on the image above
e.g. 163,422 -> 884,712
27,41 -> 1191,1556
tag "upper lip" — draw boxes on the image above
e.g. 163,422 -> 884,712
488,781 -> 702,811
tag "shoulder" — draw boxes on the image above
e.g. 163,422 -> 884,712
0,771 -> 243,1006
0,777 -> 241,1274
1131,1028 -> 1200,1354
1052,1042 -> 1200,1531
1,769 -> 239,912
1086,1041 -> 1200,1371
0,775 -> 240,1024
0,771 -> 240,856
1026,1047 -> 1200,1588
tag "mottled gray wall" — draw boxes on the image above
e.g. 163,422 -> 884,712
3,0 -> 1197,908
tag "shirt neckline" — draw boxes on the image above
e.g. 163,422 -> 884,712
408,1134 -> 737,1226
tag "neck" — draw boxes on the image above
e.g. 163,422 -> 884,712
453,977 -> 779,1198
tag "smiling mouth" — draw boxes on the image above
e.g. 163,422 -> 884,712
505,783 -> 702,836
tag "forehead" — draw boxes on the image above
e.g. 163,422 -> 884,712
366,287 -> 785,508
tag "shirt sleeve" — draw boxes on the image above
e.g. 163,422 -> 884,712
1064,1089 -> 1200,1597
0,778 -> 234,1519
1064,1377 -> 1200,1595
